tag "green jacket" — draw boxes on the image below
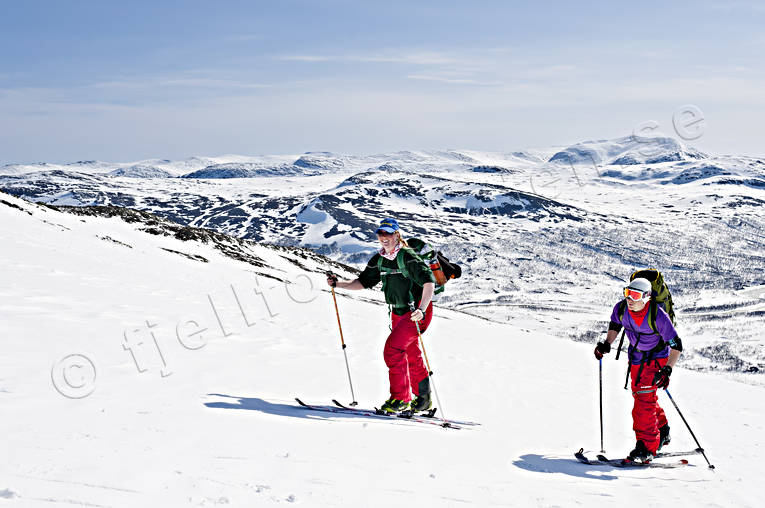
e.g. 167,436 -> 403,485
358,247 -> 436,315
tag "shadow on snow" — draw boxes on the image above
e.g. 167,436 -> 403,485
513,454 -> 620,481
203,393 -> 423,428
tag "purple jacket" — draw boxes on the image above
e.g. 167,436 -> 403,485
610,301 -> 679,365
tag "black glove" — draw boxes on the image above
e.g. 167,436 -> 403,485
653,365 -> 672,389
594,341 -> 611,360
326,271 -> 338,288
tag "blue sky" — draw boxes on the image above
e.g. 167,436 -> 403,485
1,0 -> 764,163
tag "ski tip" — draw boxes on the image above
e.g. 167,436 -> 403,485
332,399 -> 358,409
574,449 -> 591,464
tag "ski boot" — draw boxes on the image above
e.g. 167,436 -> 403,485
410,392 -> 432,412
379,398 -> 409,414
410,377 -> 432,412
658,424 -> 671,450
626,440 -> 654,464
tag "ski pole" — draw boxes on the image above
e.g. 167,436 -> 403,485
327,273 -> 358,406
411,305 -> 450,428
599,358 -> 605,453
664,389 -> 715,469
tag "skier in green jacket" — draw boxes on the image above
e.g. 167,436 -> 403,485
327,217 -> 436,413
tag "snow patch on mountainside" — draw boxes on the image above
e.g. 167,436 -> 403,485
108,164 -> 174,178
548,136 -> 706,166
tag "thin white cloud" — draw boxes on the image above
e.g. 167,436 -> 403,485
278,55 -> 334,62
87,77 -> 270,90
276,51 -> 460,66
406,74 -> 500,86
515,65 -> 577,79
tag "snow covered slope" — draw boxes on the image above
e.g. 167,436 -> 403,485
1,137 -> 764,384
1,192 -> 763,507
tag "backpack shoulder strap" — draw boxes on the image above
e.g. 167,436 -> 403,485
617,299 -> 627,322
377,248 -> 415,280
396,248 -> 413,280
647,300 -> 659,334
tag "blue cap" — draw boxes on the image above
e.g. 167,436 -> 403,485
376,217 -> 399,234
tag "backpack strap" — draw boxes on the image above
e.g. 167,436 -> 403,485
376,255 -> 393,295
377,249 -> 415,305
619,299 -> 659,335
620,299 -> 665,388
396,248 -> 411,281
647,300 -> 659,334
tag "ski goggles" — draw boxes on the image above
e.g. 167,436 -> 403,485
623,287 -> 650,302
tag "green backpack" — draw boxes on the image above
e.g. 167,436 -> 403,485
617,268 -> 676,332
376,238 -> 461,296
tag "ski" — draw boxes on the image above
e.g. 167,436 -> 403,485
592,448 -> 703,460
295,398 -> 463,430
397,407 -> 438,419
332,399 -> 480,427
654,448 -> 704,459
575,448 -> 689,469
595,451 -> 696,464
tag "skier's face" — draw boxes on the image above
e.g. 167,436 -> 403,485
626,298 -> 647,312
377,231 -> 397,252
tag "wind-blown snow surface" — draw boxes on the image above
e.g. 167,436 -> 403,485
1,193 -> 763,507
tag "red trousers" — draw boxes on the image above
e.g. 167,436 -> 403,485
383,302 -> 433,402
630,357 -> 669,454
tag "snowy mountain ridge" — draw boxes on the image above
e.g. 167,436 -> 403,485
1,135 -> 763,382
548,135 -> 707,166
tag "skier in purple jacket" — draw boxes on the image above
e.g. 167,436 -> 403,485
594,278 -> 683,463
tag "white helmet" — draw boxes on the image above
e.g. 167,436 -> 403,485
624,278 -> 652,302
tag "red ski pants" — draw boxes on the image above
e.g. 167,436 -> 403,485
382,302 -> 433,402
630,357 -> 669,453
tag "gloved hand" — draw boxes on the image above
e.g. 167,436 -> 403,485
653,365 -> 672,389
594,341 -> 611,360
326,271 -> 338,288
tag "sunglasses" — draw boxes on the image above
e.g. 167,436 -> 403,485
623,287 -> 650,302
